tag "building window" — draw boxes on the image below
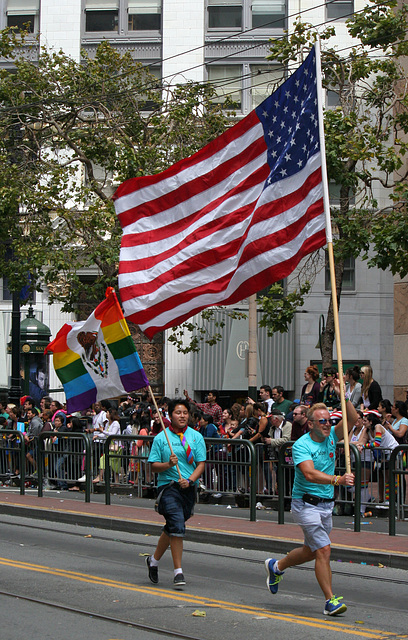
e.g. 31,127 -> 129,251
326,0 -> 354,21
207,65 -> 242,109
208,0 -> 242,29
327,89 -> 340,108
207,0 -> 286,31
325,254 -> 355,291
6,0 -> 40,33
251,64 -> 281,109
256,279 -> 285,299
329,180 -> 355,207
128,0 -> 161,31
139,65 -> 161,110
251,0 -> 285,29
0,276 -> 36,303
85,0 -> 119,32
1,278 -> 12,301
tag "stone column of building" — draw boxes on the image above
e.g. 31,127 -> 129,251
39,0 -> 81,62
162,0 -> 205,84
393,0 -> 407,402
394,276 -> 408,401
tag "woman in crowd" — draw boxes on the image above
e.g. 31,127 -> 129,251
123,412 -> 140,485
151,408 -> 165,436
360,365 -> 382,410
349,410 -> 372,516
231,403 -> 258,440
53,414 -> 82,490
220,408 -> 233,437
135,406 -> 153,485
388,401 -> 408,444
300,365 -> 320,407
344,365 -> 362,407
230,403 -> 243,422
249,402 -> 270,493
6,406 -> 24,476
378,399 -> 392,427
318,366 -> 341,409
93,407 -> 122,484
228,404 -> 258,492
388,401 -> 408,502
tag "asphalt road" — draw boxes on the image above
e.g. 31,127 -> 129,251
0,514 -> 407,640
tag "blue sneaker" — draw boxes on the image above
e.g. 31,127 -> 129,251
264,558 -> 284,594
323,595 -> 347,616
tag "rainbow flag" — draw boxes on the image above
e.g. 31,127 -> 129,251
45,287 -> 149,412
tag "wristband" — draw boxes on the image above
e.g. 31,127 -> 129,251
188,478 -> 195,486
334,475 -> 340,486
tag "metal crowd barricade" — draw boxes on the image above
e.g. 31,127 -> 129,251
357,445 -> 406,520
103,434 -> 155,505
37,432 -> 92,501
11,428 -> 406,529
0,430 -> 26,494
389,444 -> 408,535
101,435 -> 258,520
201,438 -> 257,521
277,441 -> 362,532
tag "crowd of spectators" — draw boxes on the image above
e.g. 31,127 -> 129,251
0,364 -> 406,510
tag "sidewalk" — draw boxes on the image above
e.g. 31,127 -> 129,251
0,489 -> 407,570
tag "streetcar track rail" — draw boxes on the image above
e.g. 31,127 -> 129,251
0,589 -> 204,640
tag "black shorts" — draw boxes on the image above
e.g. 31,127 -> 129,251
156,482 -> 196,537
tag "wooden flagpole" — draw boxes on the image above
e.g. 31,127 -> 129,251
148,385 -> 182,480
248,294 -> 258,401
315,39 -> 351,474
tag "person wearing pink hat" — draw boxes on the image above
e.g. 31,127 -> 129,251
358,411 -> 399,504
329,410 -> 342,423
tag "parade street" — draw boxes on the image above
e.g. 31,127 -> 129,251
0,509 -> 407,640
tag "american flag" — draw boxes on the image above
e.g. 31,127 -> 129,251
113,47 -> 326,340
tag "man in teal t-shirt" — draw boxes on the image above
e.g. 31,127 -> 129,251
291,426 -> 338,500
264,397 -> 356,617
146,398 -> 206,589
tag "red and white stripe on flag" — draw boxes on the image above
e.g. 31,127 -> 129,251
113,47 -> 327,340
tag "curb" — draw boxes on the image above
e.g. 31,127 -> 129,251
1,502 -> 407,571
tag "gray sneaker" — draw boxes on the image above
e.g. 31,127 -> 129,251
173,573 -> 186,589
146,556 -> 158,584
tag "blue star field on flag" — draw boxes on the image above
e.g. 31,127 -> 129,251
255,47 -> 319,189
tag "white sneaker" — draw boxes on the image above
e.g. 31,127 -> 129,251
77,475 -> 86,482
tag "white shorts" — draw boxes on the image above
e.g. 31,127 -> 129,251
291,498 -> 334,552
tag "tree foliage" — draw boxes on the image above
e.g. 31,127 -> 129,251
0,33 -> 233,313
259,0 -> 408,366
167,308 -> 247,354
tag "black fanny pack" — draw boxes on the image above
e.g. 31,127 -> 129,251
302,493 -> 333,505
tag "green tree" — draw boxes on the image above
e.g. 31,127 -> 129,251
259,0 -> 408,367
0,34 -> 233,314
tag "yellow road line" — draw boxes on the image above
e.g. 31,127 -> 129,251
0,557 -> 396,638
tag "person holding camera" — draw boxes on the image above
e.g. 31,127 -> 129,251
264,395 -> 357,617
